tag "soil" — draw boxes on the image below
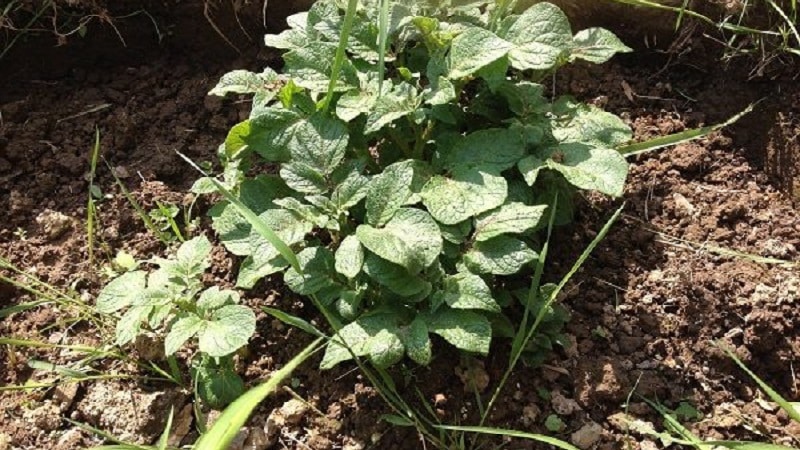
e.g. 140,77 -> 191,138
1,3 -> 799,450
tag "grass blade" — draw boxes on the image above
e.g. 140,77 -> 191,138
618,102 -> 758,157
87,127 -> 101,265
319,0 -> 358,112
720,344 -> 800,423
377,0 -> 391,92
175,151 -> 301,273
435,425 -> 579,450
193,337 -> 323,450
262,307 -> 326,338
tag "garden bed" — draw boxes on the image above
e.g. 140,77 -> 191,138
1,2 -> 799,449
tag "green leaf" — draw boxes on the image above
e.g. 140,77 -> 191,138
97,271 -> 146,313
197,287 -> 240,312
365,82 -> 422,134
115,305 -> 150,346
335,235 -> 364,279
209,69 -> 280,97
537,143 -> 629,197
439,272 -> 500,312
570,28 -> 632,64
550,97 -> 632,148
473,202 -> 548,241
236,255 -> 287,289
159,236 -> 212,282
194,359 -> 245,409
320,313 -> 402,369
356,208 -> 443,273
517,154 -> 546,187
434,425 -> 580,450
279,162 -> 328,194
366,159 -> 415,226
464,236 -> 537,275
330,167 -> 369,211
164,314 -> 203,355
239,108 -> 304,161
420,167 -> 507,225
501,2 -> 573,71
366,328 -> 405,368
273,197 -> 330,228
286,114 -> 349,176
198,305 -> 256,357
362,253 -> 431,297
284,247 -> 339,295
423,309 -> 491,354
283,41 -> 359,93
448,26 -> 513,79
439,128 -> 525,172
400,317 -> 432,365
249,209 -> 312,265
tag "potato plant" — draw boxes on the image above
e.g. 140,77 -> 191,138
97,236 -> 256,407
198,0 -> 633,369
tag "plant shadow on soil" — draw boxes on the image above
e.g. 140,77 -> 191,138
1,3 -> 800,449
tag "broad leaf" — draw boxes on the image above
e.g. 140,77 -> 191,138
335,235 -> 364,279
321,313 -> 403,369
550,97 -> 632,148
198,305 -> 257,357
571,28 -> 632,64
356,208 -> 442,273
473,202 -> 547,241
194,360 -> 245,409
421,167 -> 507,225
284,247 -> 339,295
448,26 -> 513,79
439,272 -> 500,312
536,143 -> 628,197
236,255 -> 288,289
165,314 -> 203,355
97,270 -> 146,313
283,41 -> 359,93
209,69 -> 280,97
362,254 -> 431,297
439,128 -> 525,172
464,236 -> 537,275
501,2 -> 573,71
400,317 -> 432,365
366,159 -> 415,226
365,82 -> 422,134
197,287 -> 240,312
423,309 -> 491,354
249,209 -> 312,265
286,114 -> 349,176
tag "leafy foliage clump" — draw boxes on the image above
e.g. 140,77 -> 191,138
98,236 -> 255,407
202,0 -> 632,369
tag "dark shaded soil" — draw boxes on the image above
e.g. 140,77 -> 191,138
1,5 -> 800,450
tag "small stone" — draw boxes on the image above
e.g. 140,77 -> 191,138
204,410 -> 222,430
134,332 -> 165,361
0,432 -> 12,450
639,440 -> 658,450
243,426 -> 269,450
35,209 -> 73,240
24,402 -> 62,431
113,165 -> 131,179
342,441 -> 364,450
56,428 -> 83,450
53,383 -> 79,411
571,422 -> 604,449
279,399 -> 308,426
551,392 -> 581,416
167,404 -> 194,447
228,427 -> 248,450
521,404 -> 540,426
455,359 -> 490,393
